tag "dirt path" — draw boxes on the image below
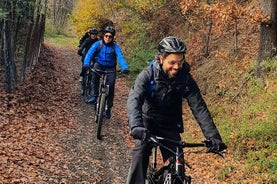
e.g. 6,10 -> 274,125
0,42 -> 132,183
55,44 -> 132,183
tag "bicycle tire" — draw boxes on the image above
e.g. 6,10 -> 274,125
82,74 -> 91,97
96,91 -> 106,140
183,175 -> 191,184
172,176 -> 185,184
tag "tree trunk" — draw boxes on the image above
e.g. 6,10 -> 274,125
20,22 -> 34,81
256,0 -> 277,77
3,17 -> 12,92
2,0 -> 17,93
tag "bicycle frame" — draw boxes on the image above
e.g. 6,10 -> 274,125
146,136 -> 210,184
91,68 -> 115,140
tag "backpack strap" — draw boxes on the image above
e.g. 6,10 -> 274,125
91,40 -> 103,65
110,41 -> 116,60
96,40 -> 103,54
149,60 -> 156,99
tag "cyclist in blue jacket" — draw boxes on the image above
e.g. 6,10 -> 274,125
83,26 -> 129,119
126,36 -> 227,184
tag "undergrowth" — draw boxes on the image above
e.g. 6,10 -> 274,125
212,58 -> 277,183
44,33 -> 78,48
124,33 -> 156,83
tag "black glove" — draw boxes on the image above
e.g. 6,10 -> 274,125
122,69 -> 129,75
82,66 -> 90,71
77,49 -> 83,56
208,138 -> 227,152
130,127 -> 149,140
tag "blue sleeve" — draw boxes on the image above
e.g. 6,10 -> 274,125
83,41 -> 100,67
114,43 -> 129,70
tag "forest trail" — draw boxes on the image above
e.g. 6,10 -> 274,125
0,41 -> 240,184
54,42 -> 132,183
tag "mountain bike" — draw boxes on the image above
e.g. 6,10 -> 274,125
146,135 -> 217,184
91,68 -> 118,140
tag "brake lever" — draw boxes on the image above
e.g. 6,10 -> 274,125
207,148 -> 225,158
204,140 -> 225,158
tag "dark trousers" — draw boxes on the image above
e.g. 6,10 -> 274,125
126,118 -> 182,184
90,62 -> 116,108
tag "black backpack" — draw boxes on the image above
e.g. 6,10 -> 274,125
148,60 -> 156,100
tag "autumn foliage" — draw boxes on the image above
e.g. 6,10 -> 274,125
0,0 -> 276,183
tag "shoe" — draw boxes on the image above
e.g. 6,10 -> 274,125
105,108 -> 111,119
86,96 -> 96,103
79,76 -> 83,82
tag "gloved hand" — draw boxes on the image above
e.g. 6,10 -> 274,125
82,65 -> 90,71
77,49 -> 83,56
130,127 -> 149,141
208,138 -> 227,152
122,69 -> 129,75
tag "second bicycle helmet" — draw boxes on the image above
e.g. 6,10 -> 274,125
158,36 -> 187,54
90,28 -> 98,34
104,26 -> 116,36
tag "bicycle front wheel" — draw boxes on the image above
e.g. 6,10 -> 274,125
96,92 -> 106,140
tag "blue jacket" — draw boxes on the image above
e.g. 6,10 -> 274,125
83,40 -> 129,70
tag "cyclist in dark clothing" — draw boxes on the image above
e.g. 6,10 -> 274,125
78,27 -> 91,47
77,28 -> 99,82
126,36 -> 227,184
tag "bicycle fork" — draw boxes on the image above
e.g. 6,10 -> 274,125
95,84 -> 109,112
175,147 -> 191,184
175,147 -> 183,176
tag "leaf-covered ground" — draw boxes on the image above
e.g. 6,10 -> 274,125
0,43 -> 131,183
1,42 -> 247,184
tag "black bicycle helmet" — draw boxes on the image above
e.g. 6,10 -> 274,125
158,36 -> 187,54
104,26 -> 116,36
90,28 -> 98,34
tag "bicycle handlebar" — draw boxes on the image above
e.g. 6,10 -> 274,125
90,68 -> 117,74
148,135 -> 209,148
148,135 -> 224,157
89,68 -> 128,77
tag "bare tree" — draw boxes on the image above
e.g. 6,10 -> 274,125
20,0 -> 47,81
1,0 -> 17,92
50,0 -> 75,33
256,0 -> 277,77
0,0 -> 48,92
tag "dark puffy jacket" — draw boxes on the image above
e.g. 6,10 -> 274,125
78,33 -> 90,47
127,59 -> 222,139
78,37 -> 98,56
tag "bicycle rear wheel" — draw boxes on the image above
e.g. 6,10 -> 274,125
96,92 -> 106,140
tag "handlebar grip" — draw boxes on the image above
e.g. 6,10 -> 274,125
203,140 -> 213,148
